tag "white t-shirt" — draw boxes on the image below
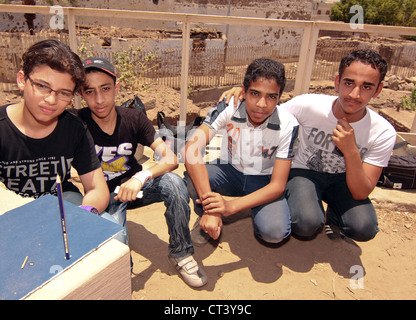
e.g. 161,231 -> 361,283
204,98 -> 299,175
280,94 -> 396,173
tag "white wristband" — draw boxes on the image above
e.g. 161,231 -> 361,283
132,169 -> 152,186
114,186 -> 143,199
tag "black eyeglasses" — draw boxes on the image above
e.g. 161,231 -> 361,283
27,76 -> 75,102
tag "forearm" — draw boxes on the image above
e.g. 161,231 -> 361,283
117,156 -> 178,202
226,183 -> 285,216
82,189 -> 109,213
333,119 -> 376,199
184,124 -> 214,199
344,150 -> 374,199
185,160 -> 212,199
150,137 -> 179,177
82,185 -> 110,213
146,161 -> 178,179
185,157 -> 223,240
217,159 -> 290,216
200,179 -> 286,218
79,168 -> 110,213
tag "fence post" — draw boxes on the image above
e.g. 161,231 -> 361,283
294,22 -> 319,96
411,115 -> 416,133
179,18 -> 191,125
67,8 -> 77,53
66,8 -> 81,109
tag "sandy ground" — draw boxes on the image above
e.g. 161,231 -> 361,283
127,148 -> 416,300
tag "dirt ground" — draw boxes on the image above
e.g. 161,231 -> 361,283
127,147 -> 416,301
1,81 -> 416,300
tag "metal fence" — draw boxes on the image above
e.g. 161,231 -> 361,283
312,39 -> 416,81
0,31 -> 69,85
1,30 -> 415,92
96,41 -> 416,89
137,43 -> 301,89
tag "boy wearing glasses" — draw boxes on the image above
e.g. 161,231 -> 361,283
0,39 -> 109,214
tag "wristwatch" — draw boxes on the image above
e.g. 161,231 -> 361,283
79,205 -> 100,215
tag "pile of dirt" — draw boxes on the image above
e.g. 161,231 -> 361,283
2,81 -> 414,130
79,25 -> 170,40
118,85 -> 203,126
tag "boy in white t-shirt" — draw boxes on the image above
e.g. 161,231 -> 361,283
220,50 -> 396,242
184,59 -> 299,245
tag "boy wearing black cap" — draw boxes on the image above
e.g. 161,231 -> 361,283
69,57 -> 207,288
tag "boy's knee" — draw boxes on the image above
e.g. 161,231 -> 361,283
159,173 -> 190,202
341,207 -> 378,242
257,230 -> 289,244
255,221 -> 290,244
291,214 -> 324,238
343,221 -> 378,242
162,172 -> 185,190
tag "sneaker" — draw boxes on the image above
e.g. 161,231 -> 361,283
168,255 -> 208,288
324,224 -> 344,240
191,216 -> 210,246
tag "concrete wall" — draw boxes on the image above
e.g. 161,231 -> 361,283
0,0 -> 312,46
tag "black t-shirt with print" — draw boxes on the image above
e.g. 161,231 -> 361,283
76,106 -> 157,192
0,105 -> 100,198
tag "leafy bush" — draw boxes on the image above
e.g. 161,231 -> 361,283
401,87 -> 416,111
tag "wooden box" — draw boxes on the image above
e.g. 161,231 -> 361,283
0,195 -> 131,300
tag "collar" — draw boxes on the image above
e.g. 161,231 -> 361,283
231,100 -> 281,130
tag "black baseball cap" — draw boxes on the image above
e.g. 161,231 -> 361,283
82,57 -> 117,80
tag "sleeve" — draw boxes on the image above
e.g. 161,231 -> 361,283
141,117 -> 158,147
279,94 -> 307,124
363,125 -> 396,168
71,125 -> 101,176
203,98 -> 234,132
275,110 -> 299,160
117,107 -> 158,148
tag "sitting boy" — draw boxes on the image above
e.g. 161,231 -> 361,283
0,40 -> 109,213
184,58 -> 299,245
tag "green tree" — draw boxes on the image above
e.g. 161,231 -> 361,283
330,0 -> 416,27
398,0 -> 416,26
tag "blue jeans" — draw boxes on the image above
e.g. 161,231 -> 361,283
64,172 -> 194,259
285,168 -> 379,241
184,163 -> 291,244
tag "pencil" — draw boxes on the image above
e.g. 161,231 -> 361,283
21,256 -> 28,269
56,174 -> 71,260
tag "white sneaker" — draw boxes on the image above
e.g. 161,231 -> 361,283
168,255 -> 208,288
